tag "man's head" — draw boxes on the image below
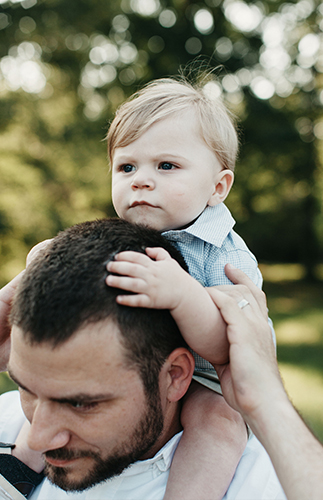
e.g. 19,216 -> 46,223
109,78 -> 236,231
9,218 -> 194,491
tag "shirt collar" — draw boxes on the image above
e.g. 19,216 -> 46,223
117,431 -> 183,477
164,204 -> 235,248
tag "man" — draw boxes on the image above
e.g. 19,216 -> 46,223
0,218 -> 285,499
208,266 -> 323,500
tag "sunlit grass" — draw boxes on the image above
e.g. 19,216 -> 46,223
279,363 -> 323,441
261,263 -> 323,442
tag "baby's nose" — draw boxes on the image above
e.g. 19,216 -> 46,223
131,172 -> 155,190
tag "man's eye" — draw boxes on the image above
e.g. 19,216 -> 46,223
70,401 -> 97,411
157,162 -> 177,171
120,164 -> 135,173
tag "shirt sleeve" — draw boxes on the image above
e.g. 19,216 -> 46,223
203,240 -> 277,345
204,245 -> 263,288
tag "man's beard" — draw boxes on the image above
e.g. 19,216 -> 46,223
43,393 -> 164,492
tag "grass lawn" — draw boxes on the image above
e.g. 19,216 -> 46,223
260,263 -> 323,442
1,263 -> 322,442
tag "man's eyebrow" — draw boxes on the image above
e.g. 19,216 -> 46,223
7,366 -> 114,404
51,393 -> 114,405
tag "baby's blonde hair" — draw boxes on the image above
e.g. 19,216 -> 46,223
107,77 -> 238,171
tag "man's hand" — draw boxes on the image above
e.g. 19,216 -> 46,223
209,264 -> 285,423
211,266 -> 323,500
0,272 -> 25,372
106,247 -> 190,310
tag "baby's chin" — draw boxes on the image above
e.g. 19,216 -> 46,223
122,207 -> 198,232
123,210 -> 168,231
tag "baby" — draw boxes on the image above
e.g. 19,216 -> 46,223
105,78 -> 264,499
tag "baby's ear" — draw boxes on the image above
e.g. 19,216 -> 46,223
208,170 -> 234,206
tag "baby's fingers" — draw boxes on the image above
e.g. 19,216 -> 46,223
116,294 -> 153,308
106,274 -> 147,293
145,247 -> 171,261
113,251 -> 151,265
107,260 -> 147,279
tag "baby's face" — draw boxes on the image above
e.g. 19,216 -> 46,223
111,109 -> 223,232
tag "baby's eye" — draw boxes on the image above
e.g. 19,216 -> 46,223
120,164 -> 135,173
158,162 -> 176,170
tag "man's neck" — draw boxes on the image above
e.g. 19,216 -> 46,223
140,403 -> 182,460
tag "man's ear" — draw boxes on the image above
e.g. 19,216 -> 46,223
208,169 -> 234,207
164,348 -> 195,403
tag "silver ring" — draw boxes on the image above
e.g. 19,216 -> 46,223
237,299 -> 250,309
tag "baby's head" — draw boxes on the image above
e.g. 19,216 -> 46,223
108,78 -> 238,231
108,77 -> 238,172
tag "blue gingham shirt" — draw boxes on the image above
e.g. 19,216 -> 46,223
164,203 -> 262,289
163,203 -> 264,371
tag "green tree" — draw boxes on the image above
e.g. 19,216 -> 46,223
0,0 -> 322,284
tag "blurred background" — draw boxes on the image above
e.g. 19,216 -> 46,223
0,0 -> 322,440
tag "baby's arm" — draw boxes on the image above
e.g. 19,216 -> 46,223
106,248 -> 229,365
164,383 -> 248,500
0,239 -> 53,372
0,272 -> 25,371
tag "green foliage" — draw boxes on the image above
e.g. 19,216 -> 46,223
0,372 -> 17,394
0,0 -> 323,285
0,90 -> 114,284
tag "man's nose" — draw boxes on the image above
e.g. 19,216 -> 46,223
131,169 -> 155,190
27,402 -> 71,454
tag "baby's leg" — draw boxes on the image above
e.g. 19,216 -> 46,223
164,382 -> 248,500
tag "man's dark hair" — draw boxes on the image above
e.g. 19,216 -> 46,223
10,218 -> 189,397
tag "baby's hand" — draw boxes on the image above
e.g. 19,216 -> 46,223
0,271 -> 26,372
26,239 -> 53,267
0,239 -> 53,372
106,247 -> 188,309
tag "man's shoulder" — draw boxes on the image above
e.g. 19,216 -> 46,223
0,394 -> 284,500
27,430 -> 285,500
30,434 -> 285,500
0,390 -> 26,443
0,390 -> 21,413
224,435 -> 286,499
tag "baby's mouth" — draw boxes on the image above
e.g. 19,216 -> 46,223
130,201 -> 156,208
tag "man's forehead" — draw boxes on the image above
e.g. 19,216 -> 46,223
11,316 -> 123,348
10,320 -> 130,379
